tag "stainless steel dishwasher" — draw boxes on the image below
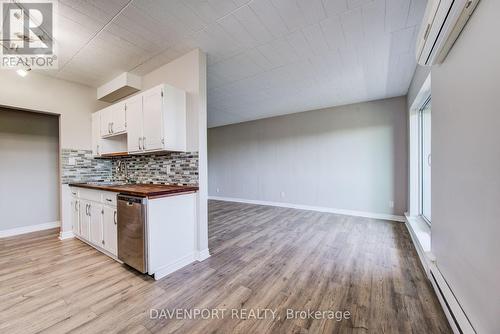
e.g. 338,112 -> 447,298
117,194 -> 148,273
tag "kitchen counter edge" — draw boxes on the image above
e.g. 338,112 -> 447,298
68,183 -> 199,199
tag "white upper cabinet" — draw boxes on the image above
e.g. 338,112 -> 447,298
92,111 -> 127,156
100,101 -> 126,137
91,112 -> 101,157
126,94 -> 143,154
126,84 -> 187,154
93,83 -> 188,156
142,86 -> 164,152
162,83 -> 187,152
112,102 -> 127,134
100,106 -> 111,137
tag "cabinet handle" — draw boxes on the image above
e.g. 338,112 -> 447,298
138,137 -> 142,150
88,204 -> 91,216
114,211 -> 117,225
111,122 -> 114,133
108,123 -> 111,134
106,198 -> 112,202
85,204 -> 88,216
96,144 -> 99,155
102,240 -> 105,245
143,136 -> 146,149
75,201 -> 78,211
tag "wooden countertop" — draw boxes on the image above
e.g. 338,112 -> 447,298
69,183 -> 198,198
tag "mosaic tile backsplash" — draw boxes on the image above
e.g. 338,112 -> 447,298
111,152 -> 198,186
61,149 -> 198,186
61,149 -> 113,184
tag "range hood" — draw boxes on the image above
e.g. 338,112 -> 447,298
97,72 -> 142,102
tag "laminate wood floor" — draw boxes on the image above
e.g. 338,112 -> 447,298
0,200 -> 451,334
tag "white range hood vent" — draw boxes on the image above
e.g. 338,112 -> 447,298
97,72 -> 142,102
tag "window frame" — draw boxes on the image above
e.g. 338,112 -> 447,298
418,95 -> 432,226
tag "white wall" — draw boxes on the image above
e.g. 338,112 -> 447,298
209,97 -> 408,217
432,1 -> 500,332
0,70 -> 106,149
142,49 -> 209,255
0,70 -> 107,236
407,65 -> 431,109
0,109 -> 59,231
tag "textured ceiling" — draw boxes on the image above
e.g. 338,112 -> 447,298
17,0 -> 427,127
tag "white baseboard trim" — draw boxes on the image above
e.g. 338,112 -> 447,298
0,221 -> 61,238
153,253 -> 196,280
59,230 -> 75,240
196,248 -> 211,261
429,263 -> 476,334
404,214 -> 475,334
209,196 -> 405,222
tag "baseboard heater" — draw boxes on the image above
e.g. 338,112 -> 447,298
428,264 -> 476,334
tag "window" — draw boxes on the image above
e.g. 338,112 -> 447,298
419,97 -> 431,224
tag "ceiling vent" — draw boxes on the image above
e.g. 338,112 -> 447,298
97,72 -> 142,102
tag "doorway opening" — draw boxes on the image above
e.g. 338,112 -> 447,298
0,107 -> 60,236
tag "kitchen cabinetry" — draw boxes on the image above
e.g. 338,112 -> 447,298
102,205 -> 117,255
100,101 -> 126,137
79,200 -> 91,240
125,94 -> 143,153
69,184 -> 200,280
141,86 -> 164,151
71,198 -> 80,236
70,187 -> 118,258
91,83 -> 188,157
91,112 -> 101,157
91,111 -> 127,156
89,203 -> 103,246
126,84 -> 187,154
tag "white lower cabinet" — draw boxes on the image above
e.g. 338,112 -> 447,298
89,203 -> 103,247
79,200 -> 91,240
71,198 -> 80,236
102,205 -> 118,255
71,187 -> 118,257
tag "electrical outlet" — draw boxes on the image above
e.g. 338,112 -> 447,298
280,191 -> 285,198
68,157 -> 76,166
216,188 -> 220,193
389,201 -> 394,208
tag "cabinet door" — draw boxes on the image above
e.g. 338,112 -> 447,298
91,112 -> 101,157
79,200 -> 90,240
142,87 -> 164,151
103,206 -> 117,255
89,203 -> 103,247
111,102 -> 127,134
126,95 -> 143,153
71,199 -> 80,236
100,106 -> 112,137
